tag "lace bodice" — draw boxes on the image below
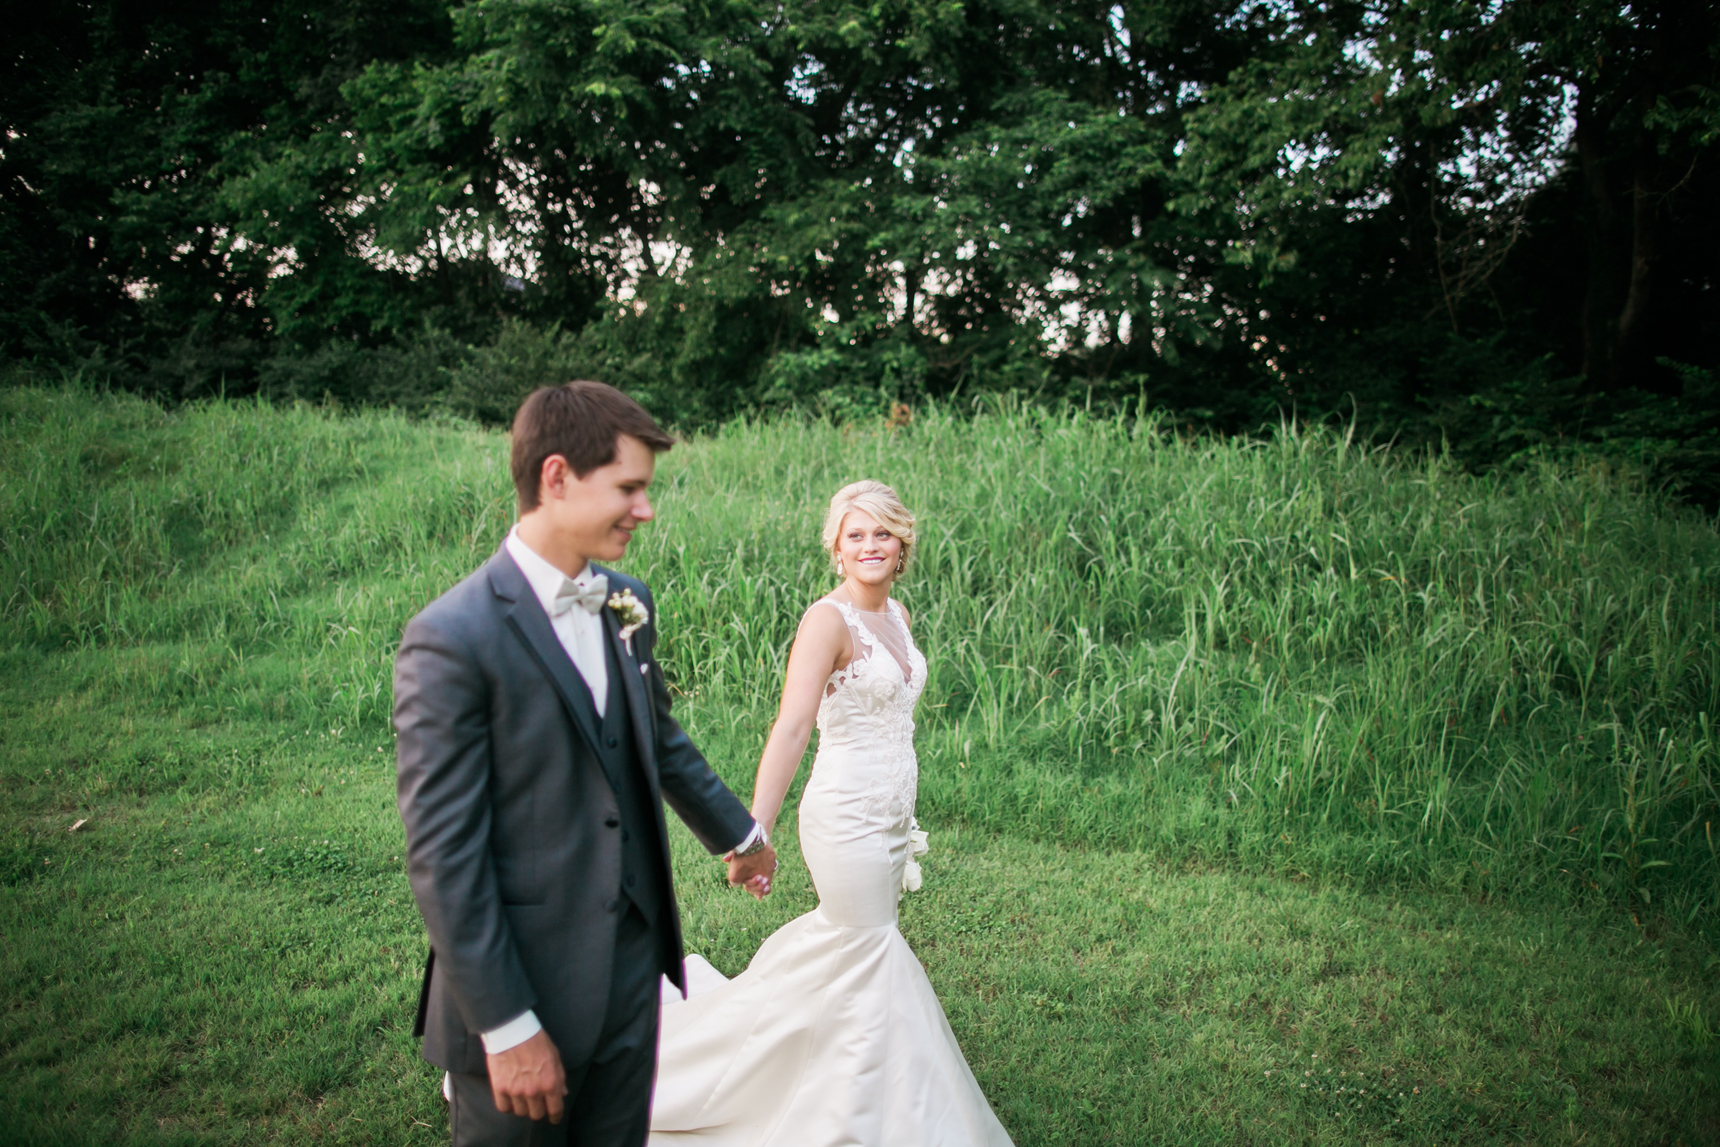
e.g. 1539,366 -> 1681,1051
809,597 -> 927,823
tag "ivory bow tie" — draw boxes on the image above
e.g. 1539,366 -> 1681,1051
550,574 -> 609,617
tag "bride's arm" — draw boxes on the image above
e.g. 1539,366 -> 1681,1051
749,607 -> 849,836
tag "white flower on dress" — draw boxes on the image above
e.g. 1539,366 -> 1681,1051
608,589 -> 649,652
902,819 -> 930,893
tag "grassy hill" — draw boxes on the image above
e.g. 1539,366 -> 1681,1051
3,385 -> 1717,1144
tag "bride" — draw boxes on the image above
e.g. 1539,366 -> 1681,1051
648,480 -> 1014,1146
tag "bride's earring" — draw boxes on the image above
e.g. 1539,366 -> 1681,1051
895,558 -> 904,574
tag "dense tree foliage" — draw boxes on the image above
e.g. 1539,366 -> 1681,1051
5,1 -> 1717,487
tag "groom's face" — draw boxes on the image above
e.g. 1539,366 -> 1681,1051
541,433 -> 658,563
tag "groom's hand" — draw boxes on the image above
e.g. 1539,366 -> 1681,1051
727,844 -> 777,899
486,1030 -> 568,1123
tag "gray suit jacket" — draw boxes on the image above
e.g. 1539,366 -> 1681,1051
393,547 -> 753,1074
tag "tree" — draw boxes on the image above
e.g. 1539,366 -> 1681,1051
6,0 -> 1715,476
2,0 -> 460,390
1176,0 -> 1719,401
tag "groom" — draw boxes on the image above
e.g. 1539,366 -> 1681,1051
394,380 -> 777,1146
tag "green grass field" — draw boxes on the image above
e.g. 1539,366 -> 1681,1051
3,385 -> 1717,1144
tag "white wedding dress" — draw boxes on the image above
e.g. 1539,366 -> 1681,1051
648,598 -> 1014,1146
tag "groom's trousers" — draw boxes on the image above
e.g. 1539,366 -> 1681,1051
447,902 -> 662,1147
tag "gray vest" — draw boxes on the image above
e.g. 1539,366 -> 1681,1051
597,634 -> 667,928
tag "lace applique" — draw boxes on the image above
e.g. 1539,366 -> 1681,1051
813,598 -> 928,831
820,607 -> 884,698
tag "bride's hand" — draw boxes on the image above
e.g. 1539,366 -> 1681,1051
728,845 -> 778,899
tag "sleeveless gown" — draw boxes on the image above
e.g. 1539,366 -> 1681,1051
647,598 -> 1014,1146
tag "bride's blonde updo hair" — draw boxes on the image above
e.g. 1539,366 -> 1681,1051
821,480 -> 917,577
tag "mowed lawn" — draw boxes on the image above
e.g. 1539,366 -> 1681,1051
5,699 -> 1713,1146
2,386 -> 1717,1144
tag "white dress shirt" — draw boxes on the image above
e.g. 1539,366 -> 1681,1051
472,528 -> 761,1057
505,527 -> 608,716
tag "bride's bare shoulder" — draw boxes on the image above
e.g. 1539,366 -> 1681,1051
796,598 -> 849,636
794,598 -> 853,668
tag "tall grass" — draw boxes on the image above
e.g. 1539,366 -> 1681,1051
5,386 -> 1718,929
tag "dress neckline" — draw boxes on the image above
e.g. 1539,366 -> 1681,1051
829,597 -> 894,616
820,598 -> 917,685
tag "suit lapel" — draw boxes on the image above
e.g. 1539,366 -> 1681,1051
489,551 -> 606,766
601,594 -> 661,800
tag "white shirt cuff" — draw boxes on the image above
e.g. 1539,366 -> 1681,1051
480,1009 -> 542,1054
729,821 -> 766,856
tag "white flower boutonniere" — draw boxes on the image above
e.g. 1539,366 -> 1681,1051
607,588 -> 650,654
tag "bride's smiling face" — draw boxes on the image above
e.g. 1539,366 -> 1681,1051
836,510 -> 903,586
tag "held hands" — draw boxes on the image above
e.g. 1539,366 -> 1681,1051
486,1029 -> 568,1123
726,844 -> 778,900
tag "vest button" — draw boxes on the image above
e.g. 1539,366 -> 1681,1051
607,736 -> 619,748
604,816 -> 619,828
605,898 -> 619,913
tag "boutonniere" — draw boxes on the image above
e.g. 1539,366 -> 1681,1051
607,588 -> 649,653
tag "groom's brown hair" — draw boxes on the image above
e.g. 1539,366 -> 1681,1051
510,381 -> 675,511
